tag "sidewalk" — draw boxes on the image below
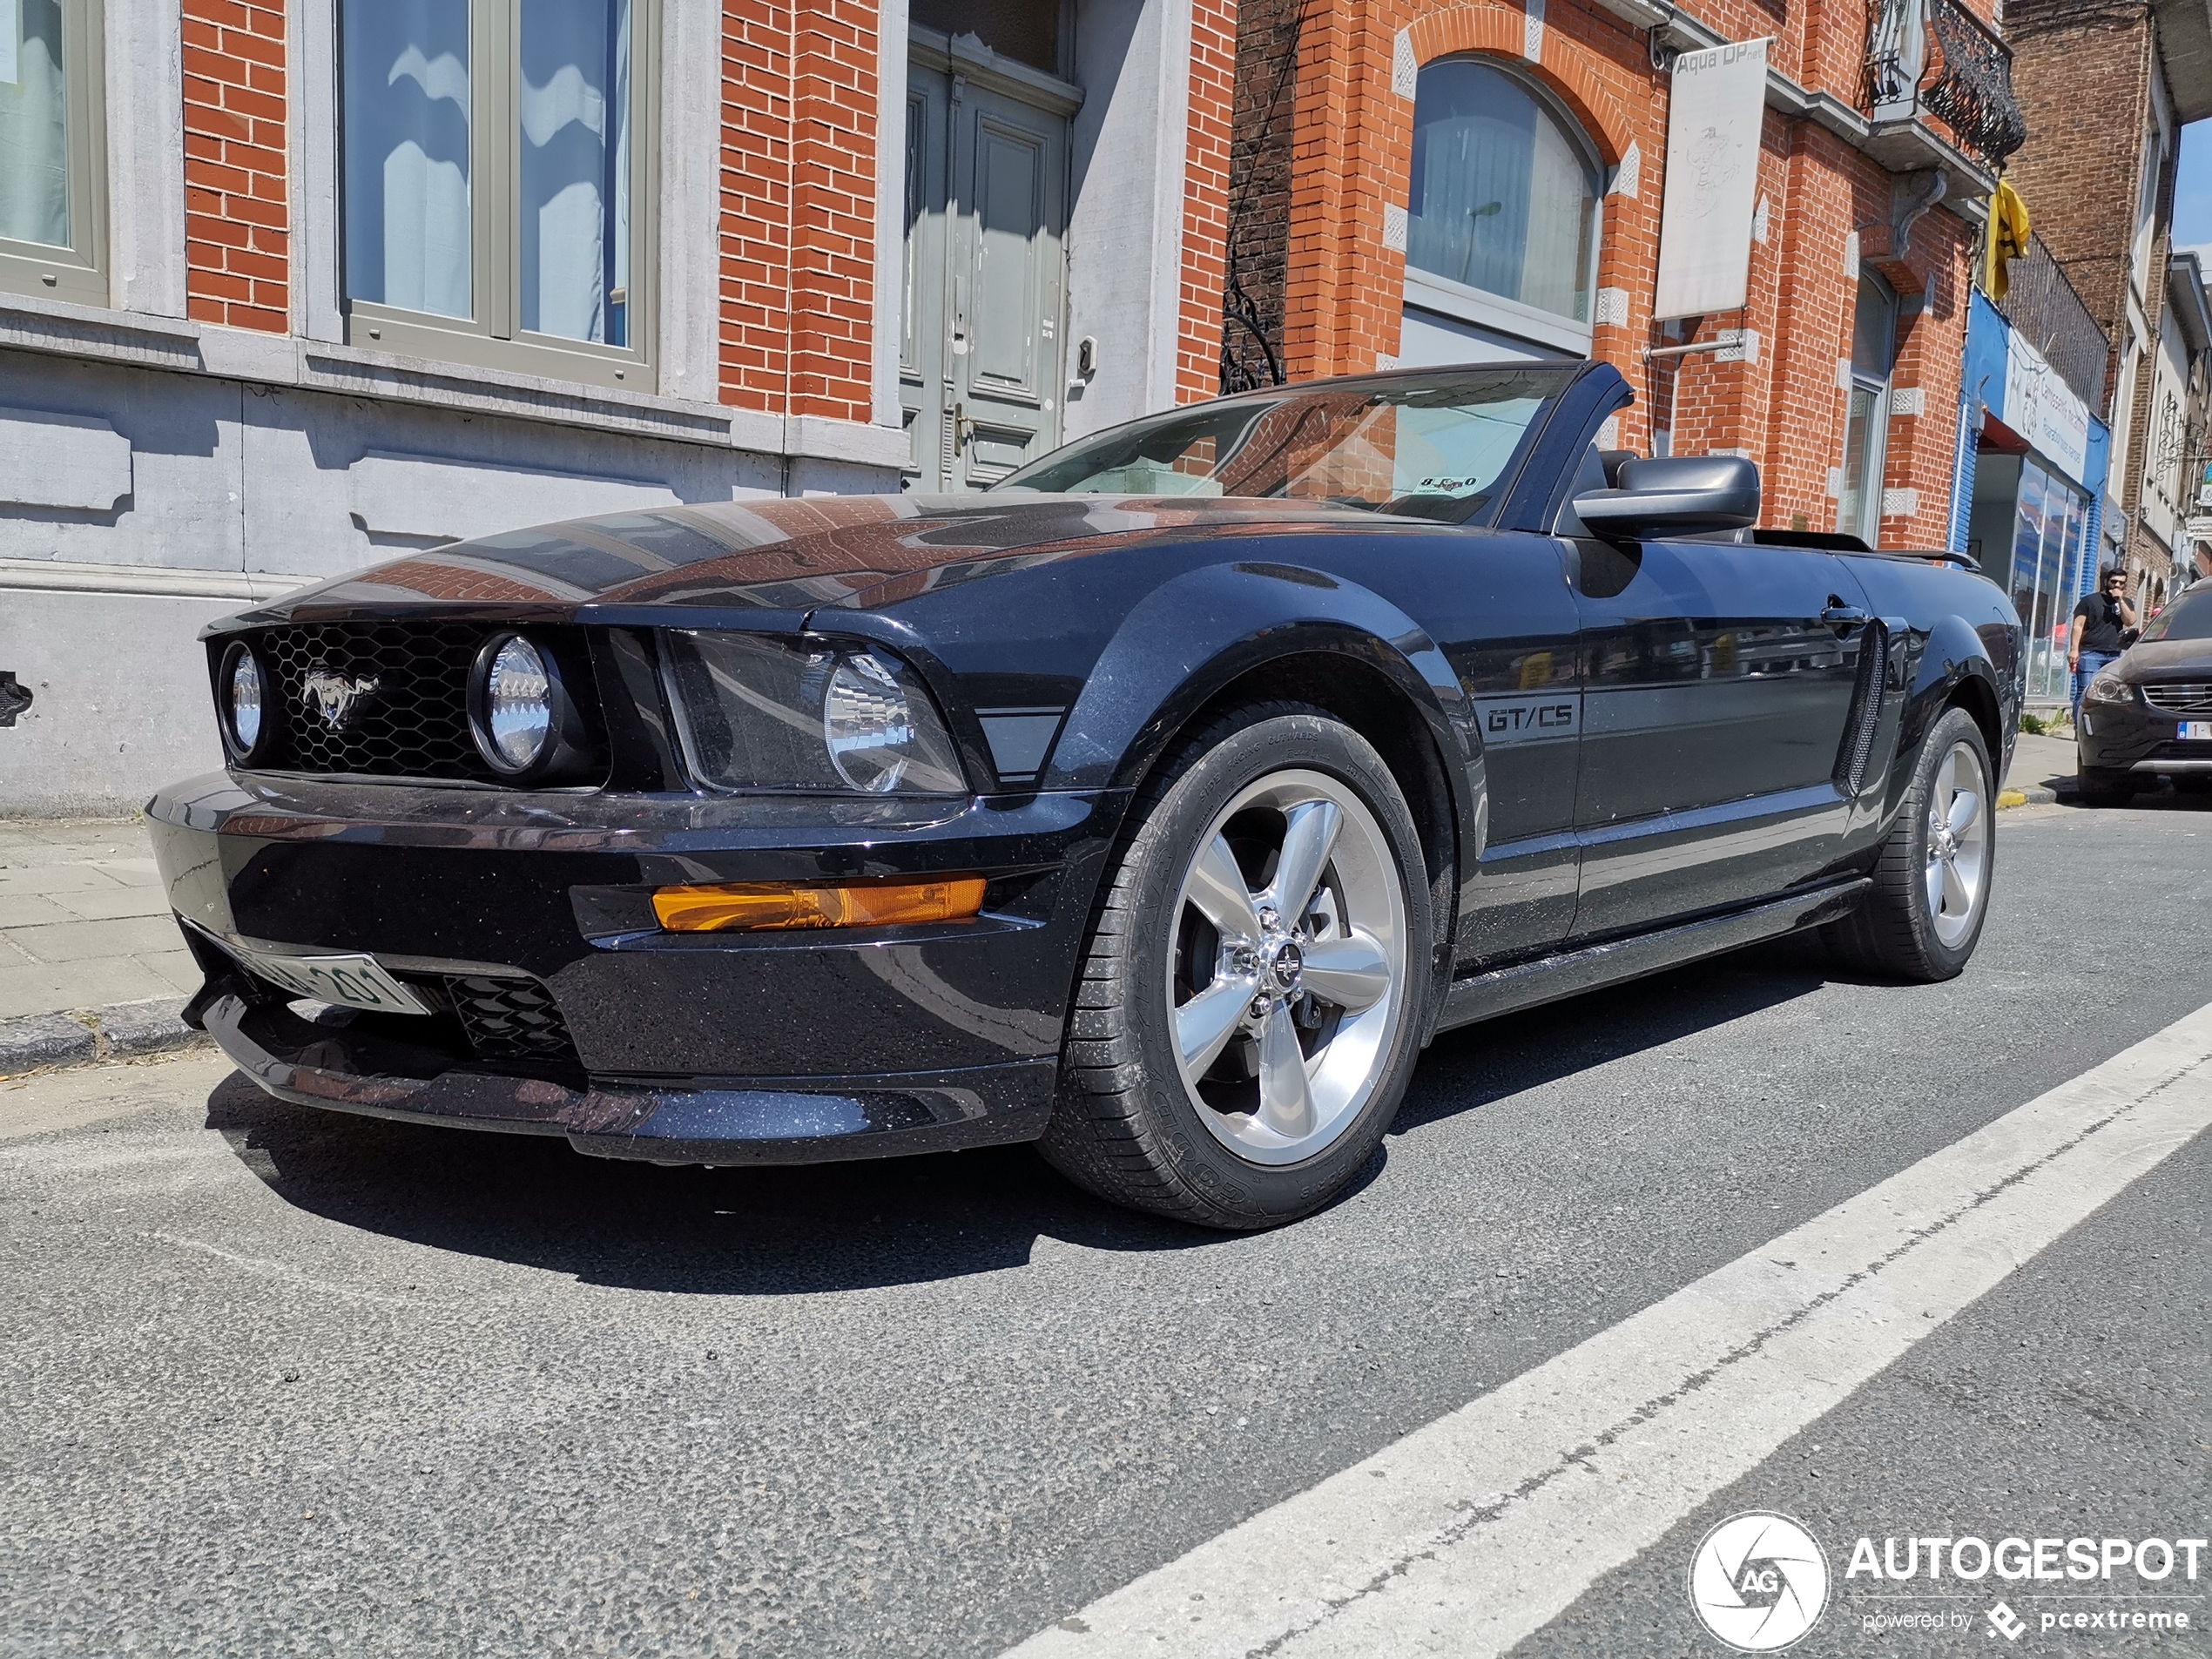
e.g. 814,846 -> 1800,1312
0,819 -> 205,1074
2004,730 -> 2078,806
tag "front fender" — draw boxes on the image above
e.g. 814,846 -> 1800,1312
1049,558 -> 1486,857
1890,610 -> 2016,810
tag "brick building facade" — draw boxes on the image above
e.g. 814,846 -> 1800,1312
1221,0 -> 2023,549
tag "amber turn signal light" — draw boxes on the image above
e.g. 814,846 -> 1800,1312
652,876 -> 988,933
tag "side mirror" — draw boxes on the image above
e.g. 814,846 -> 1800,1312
1572,455 -> 1761,540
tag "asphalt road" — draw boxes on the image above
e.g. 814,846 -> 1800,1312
2,792 -> 2208,1658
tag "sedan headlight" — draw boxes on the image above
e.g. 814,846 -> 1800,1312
660,632 -> 967,795
2083,670 -> 2134,706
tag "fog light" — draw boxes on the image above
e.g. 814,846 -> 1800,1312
652,877 -> 988,933
219,641 -> 267,759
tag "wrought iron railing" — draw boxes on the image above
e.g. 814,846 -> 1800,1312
1864,0 -> 2026,169
1986,233 -> 2110,413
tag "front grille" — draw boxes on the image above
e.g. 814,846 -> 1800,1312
2142,681 -> 2212,715
444,974 -> 580,1064
256,620 -> 497,779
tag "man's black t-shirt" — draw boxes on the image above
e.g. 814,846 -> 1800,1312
2074,592 -> 2128,654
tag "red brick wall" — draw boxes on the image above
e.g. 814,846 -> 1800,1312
722,1 -> 881,421
1178,0 -> 1239,400
722,1 -> 795,413
791,2 -> 881,421
181,0 -> 288,333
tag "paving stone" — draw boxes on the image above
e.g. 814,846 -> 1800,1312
7,916 -> 191,965
0,959 -> 181,1022
138,951 -> 205,995
0,1013 -> 96,1076
0,894 -> 76,928
0,863 -> 127,898
44,886 -> 174,921
94,998 -> 203,1057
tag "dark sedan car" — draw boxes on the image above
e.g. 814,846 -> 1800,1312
2076,583 -> 2212,804
148,362 -> 2023,1228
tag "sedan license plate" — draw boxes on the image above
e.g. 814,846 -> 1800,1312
230,945 -> 430,1015
2182,720 -> 2212,742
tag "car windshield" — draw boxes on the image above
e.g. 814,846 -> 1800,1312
2141,587 -> 2212,642
995,368 -> 1574,523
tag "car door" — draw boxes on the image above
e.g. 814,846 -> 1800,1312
1562,519 -> 1874,939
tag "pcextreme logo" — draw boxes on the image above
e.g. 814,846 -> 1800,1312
1687,1512 -> 1831,1651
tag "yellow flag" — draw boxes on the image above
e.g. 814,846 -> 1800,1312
1986,179 -> 2030,300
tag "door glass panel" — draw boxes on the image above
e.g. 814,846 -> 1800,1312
343,0 -> 474,320
971,119 -> 1042,392
1839,384 -> 1880,543
518,0 -> 631,345
1406,57 -> 1599,322
0,0 -> 69,248
910,0 -> 1059,74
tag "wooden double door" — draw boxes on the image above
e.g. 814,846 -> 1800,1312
900,57 -> 1070,490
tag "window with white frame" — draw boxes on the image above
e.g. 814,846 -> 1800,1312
1398,56 -> 1602,366
339,0 -> 653,388
0,0 -> 105,305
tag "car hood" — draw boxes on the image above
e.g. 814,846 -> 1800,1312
248,493 -> 1419,621
2119,637 -> 2212,677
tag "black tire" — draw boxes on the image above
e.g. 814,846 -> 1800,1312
1825,705 -> 1995,982
1040,704 -> 1434,1230
2074,763 -> 2134,806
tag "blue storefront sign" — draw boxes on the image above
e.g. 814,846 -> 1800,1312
1950,290 -> 2114,704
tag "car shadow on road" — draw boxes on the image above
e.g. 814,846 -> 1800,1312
200,934 -> 1851,1296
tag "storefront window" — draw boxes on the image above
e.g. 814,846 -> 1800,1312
1406,58 -> 1600,324
2007,459 -> 2089,701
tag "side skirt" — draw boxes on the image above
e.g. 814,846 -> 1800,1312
1432,876 -> 1871,1035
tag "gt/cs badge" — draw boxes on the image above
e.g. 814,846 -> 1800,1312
1473,693 -> 1581,744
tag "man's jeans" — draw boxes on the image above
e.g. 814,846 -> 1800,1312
2072,650 -> 2120,727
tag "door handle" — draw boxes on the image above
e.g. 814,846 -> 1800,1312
952,401 -> 974,455
1822,599 -> 1870,633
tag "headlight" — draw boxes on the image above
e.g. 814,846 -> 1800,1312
469,634 -> 554,773
659,632 -> 967,795
219,640 -> 268,760
2084,670 -> 2134,706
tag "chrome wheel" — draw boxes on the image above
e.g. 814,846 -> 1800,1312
1924,738 -> 1989,948
1165,768 -> 1408,1166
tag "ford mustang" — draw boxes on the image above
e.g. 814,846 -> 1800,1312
148,362 -> 2023,1228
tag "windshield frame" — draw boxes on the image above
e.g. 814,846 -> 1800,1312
992,363 -> 1587,528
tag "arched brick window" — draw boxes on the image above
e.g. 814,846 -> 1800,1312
1402,56 -> 1602,365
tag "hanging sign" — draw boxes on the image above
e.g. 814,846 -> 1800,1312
2004,329 -> 2090,484
1653,38 -> 1770,321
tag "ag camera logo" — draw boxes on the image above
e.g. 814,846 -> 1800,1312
1688,1512 -> 1831,1651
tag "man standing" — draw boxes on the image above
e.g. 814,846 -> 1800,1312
2069,567 -> 2136,725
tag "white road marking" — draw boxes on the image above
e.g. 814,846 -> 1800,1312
1007,1001 -> 2212,1658
154,1231 -> 412,1307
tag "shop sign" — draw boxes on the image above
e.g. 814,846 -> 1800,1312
1655,38 -> 1770,320
2004,329 -> 2090,484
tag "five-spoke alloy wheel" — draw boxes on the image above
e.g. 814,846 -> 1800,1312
1042,705 -> 1433,1229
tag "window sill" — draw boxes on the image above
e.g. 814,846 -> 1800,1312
0,292 -> 908,471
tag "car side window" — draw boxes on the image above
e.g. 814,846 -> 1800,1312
1551,442 -> 1610,536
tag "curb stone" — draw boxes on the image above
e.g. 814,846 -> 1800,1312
0,998 -> 209,1080
1998,784 -> 2058,808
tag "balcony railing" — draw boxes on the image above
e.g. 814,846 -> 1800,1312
1865,0 -> 2027,169
1984,233 -> 2111,414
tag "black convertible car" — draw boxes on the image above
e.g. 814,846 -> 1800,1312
148,362 -> 2022,1228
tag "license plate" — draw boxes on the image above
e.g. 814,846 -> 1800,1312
230,943 -> 431,1015
2183,721 -> 2212,741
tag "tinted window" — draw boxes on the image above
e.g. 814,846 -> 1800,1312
997,369 -> 1569,522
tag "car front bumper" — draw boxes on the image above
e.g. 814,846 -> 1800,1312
148,772 -> 1123,1162
2078,698 -> 2212,775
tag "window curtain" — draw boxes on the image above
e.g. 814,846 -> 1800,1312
1406,60 -> 1598,323
0,0 -> 69,249
343,0 -> 473,319
520,0 -> 631,345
